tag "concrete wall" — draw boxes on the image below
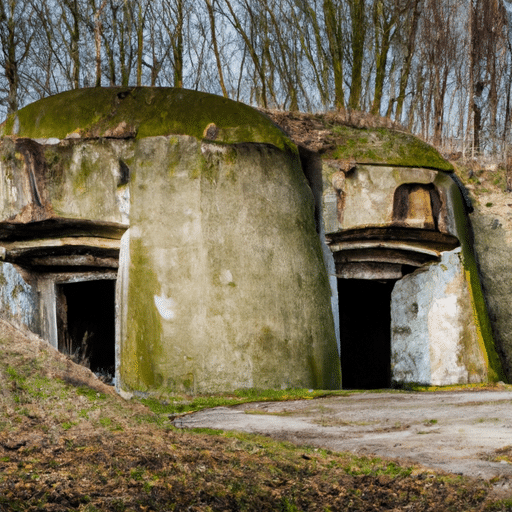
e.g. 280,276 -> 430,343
0,261 -> 39,333
320,160 -> 504,386
0,138 -> 132,224
471,207 -> 512,381
117,136 -> 341,394
322,163 -> 459,236
391,249 -> 488,385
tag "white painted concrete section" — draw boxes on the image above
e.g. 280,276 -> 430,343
391,248 -> 487,385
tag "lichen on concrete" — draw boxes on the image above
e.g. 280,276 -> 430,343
121,236 -> 163,391
262,110 -> 453,171
449,182 -> 506,382
116,134 -> 340,394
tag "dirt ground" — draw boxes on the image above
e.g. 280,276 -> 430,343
176,390 -> 512,491
2,318 -> 512,510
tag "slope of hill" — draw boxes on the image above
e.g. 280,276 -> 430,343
0,319 -> 509,511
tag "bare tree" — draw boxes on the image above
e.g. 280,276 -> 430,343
0,0 -> 35,113
393,0 -> 422,121
93,0 -> 108,87
347,0 -> 366,109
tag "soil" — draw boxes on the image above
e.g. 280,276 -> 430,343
1,319 -> 512,510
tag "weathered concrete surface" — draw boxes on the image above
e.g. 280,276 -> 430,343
1,87 -> 293,152
322,165 -> 459,236
391,249 -> 488,385
175,390 -> 512,484
471,206 -> 512,380
117,136 -> 340,394
320,155 -> 502,385
0,138 -> 132,224
0,262 -> 39,333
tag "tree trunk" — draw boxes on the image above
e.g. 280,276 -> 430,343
95,0 -> 108,87
173,0 -> 184,88
395,0 -> 422,121
371,0 -> 395,116
348,0 -> 366,110
69,0 -> 80,88
506,149 -> 512,192
323,0 -> 344,110
136,3 -> 144,86
206,0 -> 227,96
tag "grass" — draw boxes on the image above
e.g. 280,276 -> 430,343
1,325 -> 512,510
455,161 -> 509,197
138,382 -> 512,419
394,381 -> 512,392
76,386 -> 107,401
138,388 -> 349,417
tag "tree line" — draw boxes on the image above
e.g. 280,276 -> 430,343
1,0 -> 511,156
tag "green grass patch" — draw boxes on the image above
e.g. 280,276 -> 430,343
345,457 -> 413,478
485,498 -> 512,510
138,388 -> 331,416
76,387 -> 107,401
61,421 -> 77,431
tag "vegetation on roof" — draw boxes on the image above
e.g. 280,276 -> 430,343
263,110 -> 453,171
329,124 -> 454,171
0,87 -> 294,153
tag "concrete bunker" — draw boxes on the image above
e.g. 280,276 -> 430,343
0,88 -> 506,393
0,87 -> 340,394
328,178 -> 460,388
311,125 -> 504,387
0,216 -> 122,380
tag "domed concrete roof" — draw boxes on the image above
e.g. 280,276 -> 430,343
0,87 -> 294,152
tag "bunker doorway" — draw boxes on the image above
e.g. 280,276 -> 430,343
338,279 -> 396,389
56,280 -> 116,381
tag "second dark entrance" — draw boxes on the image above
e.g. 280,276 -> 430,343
338,279 -> 396,389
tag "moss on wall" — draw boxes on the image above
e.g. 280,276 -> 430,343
200,141 -> 341,391
121,237 -> 163,391
1,87 -> 294,153
450,183 -> 506,382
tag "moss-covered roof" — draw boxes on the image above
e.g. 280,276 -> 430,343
263,110 -> 453,172
0,87 -> 294,152
329,125 -> 453,171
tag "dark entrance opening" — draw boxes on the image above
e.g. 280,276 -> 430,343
57,280 -> 116,380
338,279 -> 396,389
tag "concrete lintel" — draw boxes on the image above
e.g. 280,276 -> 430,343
1,237 -> 121,251
0,238 -> 120,268
336,262 -> 403,280
29,255 -> 119,268
329,240 -> 441,258
0,218 -> 127,242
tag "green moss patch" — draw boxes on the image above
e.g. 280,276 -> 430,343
329,125 -> 453,171
123,237 -> 163,390
450,183 -> 507,382
1,87 -> 294,153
